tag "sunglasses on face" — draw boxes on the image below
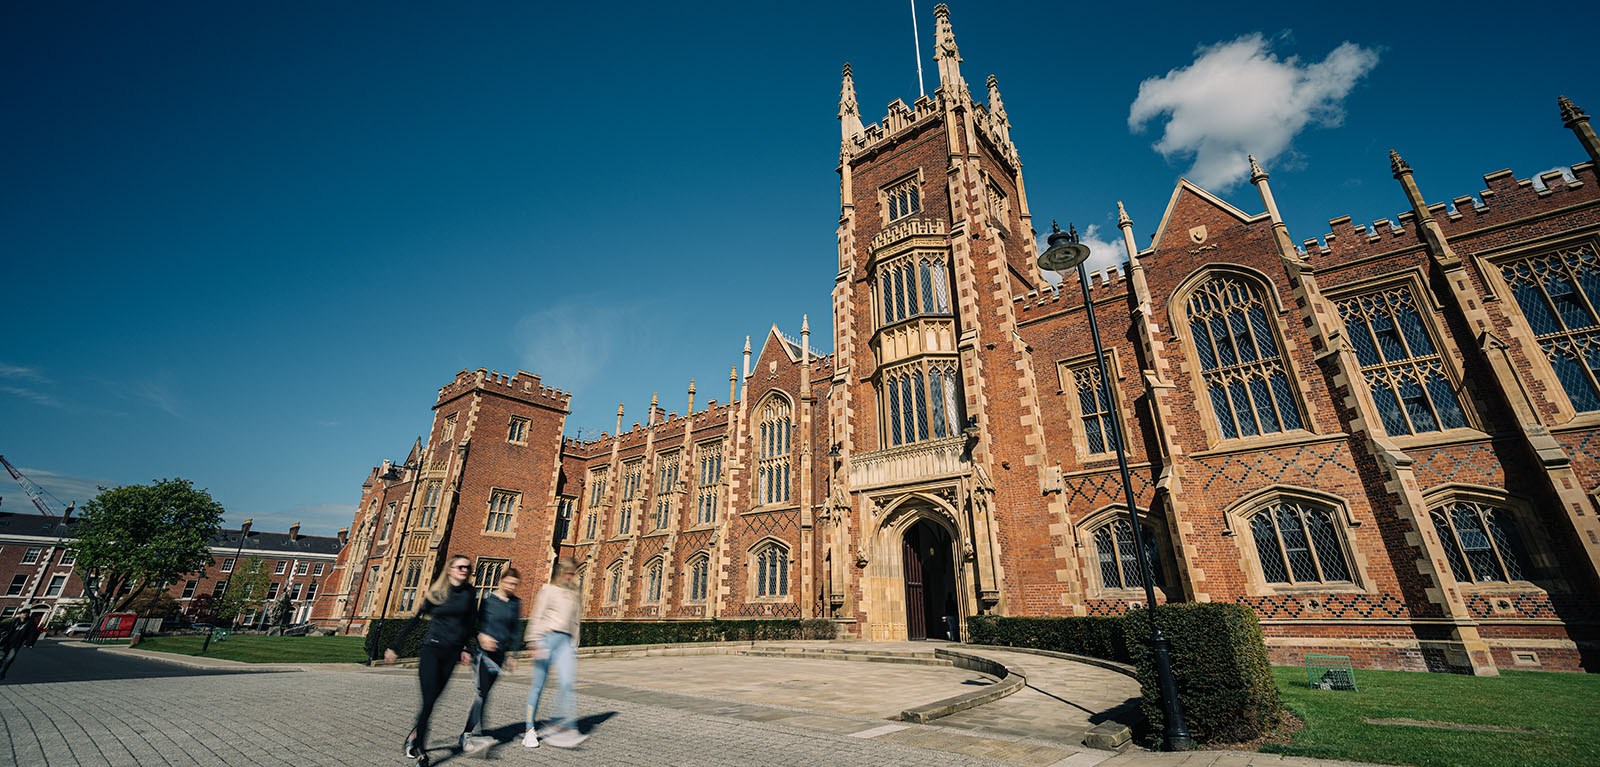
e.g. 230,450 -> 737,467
452,565 -> 471,571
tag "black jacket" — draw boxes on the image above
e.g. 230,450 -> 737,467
477,592 -> 522,654
389,581 -> 477,652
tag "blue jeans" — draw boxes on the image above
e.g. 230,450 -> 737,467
525,632 -> 576,731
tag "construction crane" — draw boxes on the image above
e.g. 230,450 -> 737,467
1,455 -> 74,517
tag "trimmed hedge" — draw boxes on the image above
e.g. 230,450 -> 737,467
964,604 -> 1283,744
966,614 -> 1131,664
585,619 -> 835,646
365,617 -> 835,660
1123,603 -> 1283,744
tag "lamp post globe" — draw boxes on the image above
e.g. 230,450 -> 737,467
1037,220 -> 1092,273
1039,218 -> 1194,752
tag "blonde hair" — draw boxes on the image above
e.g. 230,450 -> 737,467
553,557 -> 579,589
425,554 -> 471,607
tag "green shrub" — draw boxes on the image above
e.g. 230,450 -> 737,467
584,618 -> 835,647
966,614 -> 1131,663
1122,603 -> 1283,744
366,617 -> 835,659
966,606 -> 1283,745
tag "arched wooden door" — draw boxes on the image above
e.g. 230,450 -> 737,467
903,534 -> 926,641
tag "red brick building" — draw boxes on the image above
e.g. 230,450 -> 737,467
0,513 -> 341,629
314,4 -> 1600,674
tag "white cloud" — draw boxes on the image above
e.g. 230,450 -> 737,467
1129,34 -> 1379,190
1036,224 -> 1128,286
11,467 -> 115,507
0,363 -> 47,383
0,385 -> 66,409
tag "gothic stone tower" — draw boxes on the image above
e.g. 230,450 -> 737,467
829,4 -> 1073,640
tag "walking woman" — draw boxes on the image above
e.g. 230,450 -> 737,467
460,567 -> 521,750
384,554 -> 476,765
523,557 -> 585,748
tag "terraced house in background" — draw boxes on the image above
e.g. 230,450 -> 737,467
313,4 -> 1600,675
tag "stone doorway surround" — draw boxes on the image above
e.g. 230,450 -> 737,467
860,493 -> 974,641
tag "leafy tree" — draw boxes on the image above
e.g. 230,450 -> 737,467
126,589 -> 180,620
70,478 -> 226,621
214,556 -> 272,626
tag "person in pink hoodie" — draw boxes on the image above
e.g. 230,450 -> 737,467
522,558 -> 584,749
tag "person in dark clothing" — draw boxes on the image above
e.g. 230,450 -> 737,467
461,566 -> 521,749
0,617 -> 23,680
384,554 -> 477,766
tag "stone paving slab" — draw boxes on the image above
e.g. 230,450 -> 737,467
579,652 -> 1002,719
1,640 -> 1386,767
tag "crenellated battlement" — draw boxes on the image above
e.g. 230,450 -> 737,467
1304,161 -> 1597,266
844,95 -> 940,162
1012,262 -> 1134,320
436,367 -> 573,410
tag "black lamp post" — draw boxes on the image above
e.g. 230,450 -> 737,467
1038,221 -> 1193,751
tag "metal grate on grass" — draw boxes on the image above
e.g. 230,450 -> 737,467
1306,653 -> 1357,691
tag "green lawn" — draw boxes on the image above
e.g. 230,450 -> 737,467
135,635 -> 368,664
1262,665 -> 1598,767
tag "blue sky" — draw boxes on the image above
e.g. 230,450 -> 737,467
3,1 -> 1594,536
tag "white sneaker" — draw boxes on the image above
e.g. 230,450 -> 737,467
521,729 -> 539,748
545,729 -> 587,749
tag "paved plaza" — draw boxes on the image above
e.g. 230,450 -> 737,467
0,640 -> 1377,767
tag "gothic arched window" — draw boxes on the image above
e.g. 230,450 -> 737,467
1092,519 -> 1165,590
1247,501 -> 1353,585
758,397 -> 792,505
605,560 -> 624,604
1183,274 -> 1304,440
1337,287 -> 1468,435
1430,500 -> 1531,583
882,359 -> 963,446
645,558 -> 663,603
754,542 -> 790,598
1499,243 -> 1600,412
687,554 -> 709,602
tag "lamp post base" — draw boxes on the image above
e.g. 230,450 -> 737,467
1151,632 -> 1194,751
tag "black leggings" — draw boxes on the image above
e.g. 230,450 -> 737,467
412,645 -> 460,748
463,650 -> 506,735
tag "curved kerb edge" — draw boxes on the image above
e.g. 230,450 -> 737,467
897,647 -> 1026,723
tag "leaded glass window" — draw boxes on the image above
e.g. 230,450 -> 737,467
484,491 -> 516,533
1430,501 -> 1530,583
622,461 -> 643,500
1186,276 -> 1304,439
606,561 -> 623,603
882,359 -> 963,446
419,481 -> 442,528
1072,363 -> 1118,454
1247,501 -> 1353,585
884,175 -> 921,222
1092,519 -> 1165,590
877,253 -> 953,326
755,543 -> 789,597
697,441 -> 723,524
1337,287 -> 1468,435
758,398 -> 792,505
1500,243 -> 1600,411
646,559 -> 663,603
688,556 -> 709,601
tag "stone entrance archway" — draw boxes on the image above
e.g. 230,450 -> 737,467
902,519 -> 958,641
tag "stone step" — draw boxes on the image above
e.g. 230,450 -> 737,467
736,649 -> 954,667
747,644 -> 943,659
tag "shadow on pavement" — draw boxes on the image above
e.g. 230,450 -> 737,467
429,712 -> 619,763
1,639 -> 278,685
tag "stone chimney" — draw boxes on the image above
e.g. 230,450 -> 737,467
289,521 -> 301,541
336,527 -> 348,547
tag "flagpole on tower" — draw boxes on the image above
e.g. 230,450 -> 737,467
910,0 -> 925,99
